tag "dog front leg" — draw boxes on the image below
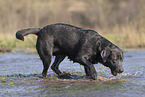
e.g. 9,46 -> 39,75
75,57 -> 98,80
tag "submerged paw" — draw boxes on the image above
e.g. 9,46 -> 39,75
58,72 -> 71,78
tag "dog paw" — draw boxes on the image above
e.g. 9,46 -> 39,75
42,73 -> 47,79
87,73 -> 98,80
58,72 -> 71,78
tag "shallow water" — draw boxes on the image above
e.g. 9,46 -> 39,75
0,50 -> 145,97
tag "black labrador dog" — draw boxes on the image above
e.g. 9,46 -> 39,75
16,23 -> 124,80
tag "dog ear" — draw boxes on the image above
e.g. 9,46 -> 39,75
101,50 -> 110,63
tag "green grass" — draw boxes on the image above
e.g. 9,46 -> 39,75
0,34 -> 37,52
0,31 -> 145,52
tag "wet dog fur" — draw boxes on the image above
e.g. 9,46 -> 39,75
16,23 -> 124,80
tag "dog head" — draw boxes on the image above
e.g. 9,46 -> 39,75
100,46 -> 124,76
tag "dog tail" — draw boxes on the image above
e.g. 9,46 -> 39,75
16,28 -> 41,41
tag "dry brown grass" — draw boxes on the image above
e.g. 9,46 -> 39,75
0,0 -> 145,49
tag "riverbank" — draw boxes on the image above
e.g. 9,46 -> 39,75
0,0 -> 145,52
0,33 -> 36,53
0,32 -> 145,53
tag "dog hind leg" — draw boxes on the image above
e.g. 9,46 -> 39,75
51,55 -> 70,78
51,55 -> 65,76
36,39 -> 53,78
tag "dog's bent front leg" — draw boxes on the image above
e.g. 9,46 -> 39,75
75,56 -> 98,80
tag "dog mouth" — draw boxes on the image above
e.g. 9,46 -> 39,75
111,70 -> 118,76
111,68 -> 123,76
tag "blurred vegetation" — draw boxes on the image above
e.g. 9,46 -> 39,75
0,0 -> 145,51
